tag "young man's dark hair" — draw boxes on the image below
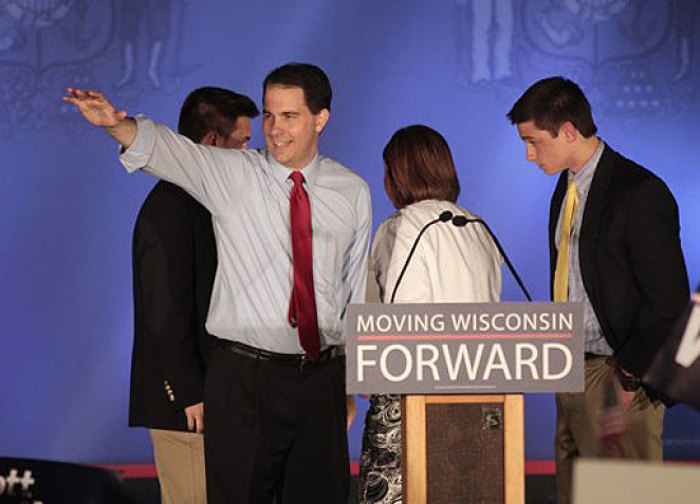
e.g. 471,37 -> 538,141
177,86 -> 259,142
506,76 -> 597,138
263,63 -> 332,114
383,124 -> 460,208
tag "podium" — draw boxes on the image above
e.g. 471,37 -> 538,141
347,302 -> 583,504
402,394 -> 524,504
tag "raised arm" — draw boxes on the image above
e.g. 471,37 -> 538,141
62,88 -> 137,148
63,87 -> 257,216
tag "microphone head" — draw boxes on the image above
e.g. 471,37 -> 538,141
452,215 -> 468,227
439,210 -> 454,222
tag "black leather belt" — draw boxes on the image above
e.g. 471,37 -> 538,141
217,339 -> 339,368
584,352 -> 605,360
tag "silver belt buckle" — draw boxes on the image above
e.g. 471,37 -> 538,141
298,353 -> 308,373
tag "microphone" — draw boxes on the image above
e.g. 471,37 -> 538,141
389,210 -> 453,303
450,214 -> 532,301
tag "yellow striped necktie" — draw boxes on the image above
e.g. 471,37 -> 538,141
554,179 -> 579,302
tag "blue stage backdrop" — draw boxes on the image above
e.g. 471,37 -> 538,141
1,0 -> 698,464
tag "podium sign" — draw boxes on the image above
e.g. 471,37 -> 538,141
346,302 -> 584,394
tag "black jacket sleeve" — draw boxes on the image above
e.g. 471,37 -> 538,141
618,175 -> 690,375
134,188 -> 206,410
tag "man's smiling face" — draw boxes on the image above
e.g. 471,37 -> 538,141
262,84 -> 327,169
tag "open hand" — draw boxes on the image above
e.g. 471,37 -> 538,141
62,88 -> 127,128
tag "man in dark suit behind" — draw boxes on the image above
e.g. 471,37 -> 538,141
507,77 -> 689,504
130,87 -> 259,504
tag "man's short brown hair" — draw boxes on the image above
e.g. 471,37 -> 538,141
506,76 -> 597,138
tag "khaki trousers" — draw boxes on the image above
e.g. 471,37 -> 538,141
150,429 -> 207,504
555,356 -> 664,504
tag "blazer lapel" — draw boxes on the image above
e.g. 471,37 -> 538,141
578,144 -> 615,318
581,144 -> 615,247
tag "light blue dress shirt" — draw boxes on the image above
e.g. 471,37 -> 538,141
556,140 -> 613,356
120,116 -> 372,353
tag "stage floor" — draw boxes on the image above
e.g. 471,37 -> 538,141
121,474 -> 557,503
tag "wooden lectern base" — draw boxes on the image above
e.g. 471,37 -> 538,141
402,394 -> 524,504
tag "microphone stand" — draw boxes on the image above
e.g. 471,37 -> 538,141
389,210 -> 453,303
451,215 -> 532,301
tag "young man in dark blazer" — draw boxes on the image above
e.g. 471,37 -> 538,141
130,87 -> 258,504
507,77 -> 689,504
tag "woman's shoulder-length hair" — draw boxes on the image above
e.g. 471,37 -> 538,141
383,124 -> 460,209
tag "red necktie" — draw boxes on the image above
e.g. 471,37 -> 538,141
288,171 -> 320,360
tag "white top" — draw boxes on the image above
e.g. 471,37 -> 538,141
370,200 -> 502,304
120,116 -> 372,353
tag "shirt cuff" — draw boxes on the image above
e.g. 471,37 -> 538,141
119,114 -> 156,174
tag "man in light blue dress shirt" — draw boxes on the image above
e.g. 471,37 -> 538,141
64,63 -> 372,504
